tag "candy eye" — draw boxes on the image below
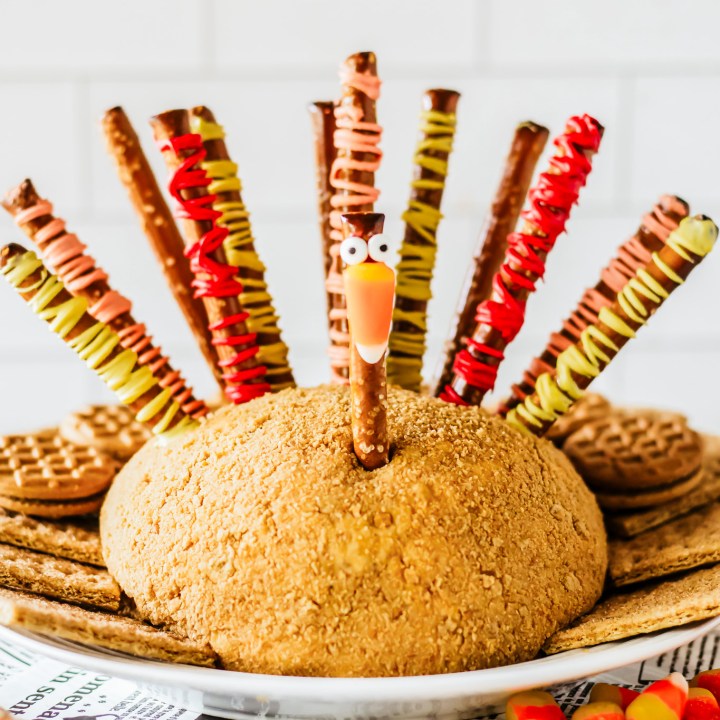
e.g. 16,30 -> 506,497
368,234 -> 394,264
340,236 -> 368,265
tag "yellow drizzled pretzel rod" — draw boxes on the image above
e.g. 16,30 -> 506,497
504,215 -> 717,436
387,89 -> 459,392
188,105 -> 295,392
0,244 -> 198,439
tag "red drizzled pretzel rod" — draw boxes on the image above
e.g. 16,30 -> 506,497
326,51 -> 383,385
501,194 -> 690,412
433,121 -> 549,396
2,179 -> 208,420
308,100 -> 337,312
150,110 -> 268,405
188,105 -> 295,393
101,107 -> 221,389
439,114 -> 604,406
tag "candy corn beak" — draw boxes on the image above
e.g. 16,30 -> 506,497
344,262 -> 396,364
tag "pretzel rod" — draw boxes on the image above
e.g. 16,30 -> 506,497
308,100 -> 337,307
501,194 -> 690,412
2,179 -> 207,420
0,244 -> 198,438
505,215 -> 717,436
433,121 -> 549,396
439,114 -> 604,407
150,109 -> 268,405
101,107 -> 221,389
341,213 -> 394,470
387,89 -> 459,392
326,51 -> 383,385
188,105 -> 295,393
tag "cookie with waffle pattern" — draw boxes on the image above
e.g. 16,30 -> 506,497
60,404 -> 151,461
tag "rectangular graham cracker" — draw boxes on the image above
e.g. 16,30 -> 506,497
609,502 -> 720,587
543,563 -> 720,654
605,440 -> 720,538
0,508 -> 104,566
0,543 -> 120,611
0,587 -> 217,667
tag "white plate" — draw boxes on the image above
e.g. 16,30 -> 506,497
2,618 -> 719,720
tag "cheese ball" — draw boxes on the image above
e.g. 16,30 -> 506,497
101,385 -> 607,677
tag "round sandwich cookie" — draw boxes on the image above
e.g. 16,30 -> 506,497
60,404 -> 152,462
563,410 -> 703,493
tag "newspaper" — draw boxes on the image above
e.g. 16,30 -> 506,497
0,640 -> 204,720
0,632 -> 719,720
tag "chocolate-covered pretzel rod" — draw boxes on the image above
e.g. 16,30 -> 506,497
0,244 -> 198,438
2,179 -> 207,420
101,107 -> 221,388
387,89 -> 459,392
341,213 -> 394,470
505,215 -> 717,436
188,105 -> 295,393
308,100 -> 337,300
501,195 -> 690,412
439,114 -> 604,407
433,121 -> 549,395
326,51 -> 383,385
150,109 -> 268,405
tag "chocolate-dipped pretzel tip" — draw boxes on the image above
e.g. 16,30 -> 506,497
151,108 -> 271,405
440,114 -> 604,408
2,178 -> 208,420
505,214 -> 718,437
341,212 -> 394,470
326,51 -> 383,386
387,88 -> 459,392
434,120 -> 549,396
0,244 -> 198,439
101,106 -> 220,389
501,194 -> 691,412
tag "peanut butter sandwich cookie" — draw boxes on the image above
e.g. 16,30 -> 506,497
60,404 -> 151,461
0,431 -> 116,519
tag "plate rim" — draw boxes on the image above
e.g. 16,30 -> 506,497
2,616 -> 720,703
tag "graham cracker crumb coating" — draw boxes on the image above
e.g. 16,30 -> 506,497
102,385 -> 607,677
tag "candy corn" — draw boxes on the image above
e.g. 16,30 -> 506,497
506,690 -> 565,720
571,702 -> 623,719
694,670 -> 720,705
626,672 -> 688,720
589,682 -> 640,710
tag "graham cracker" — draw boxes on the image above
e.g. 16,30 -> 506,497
0,587 -> 216,667
0,543 -> 120,611
606,435 -> 720,537
543,564 -> 720,654
609,502 -> 720,587
0,508 -> 104,566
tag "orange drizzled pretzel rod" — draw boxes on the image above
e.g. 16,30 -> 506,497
438,115 -> 604,407
2,179 -> 207,420
308,100 -> 337,313
0,244 -> 198,437
501,194 -> 690,413
341,212 -> 395,470
387,88 -> 460,393
150,109 -> 271,405
326,51 -> 383,385
101,107 -> 221,389
433,121 -> 549,395
188,105 -> 295,393
504,215 -> 718,437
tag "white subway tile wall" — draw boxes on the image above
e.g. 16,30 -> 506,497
1,0 -> 718,433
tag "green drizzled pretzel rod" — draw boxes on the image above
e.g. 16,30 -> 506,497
505,215 -> 717,436
0,244 -> 198,439
387,89 -> 459,392
188,106 -> 295,393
